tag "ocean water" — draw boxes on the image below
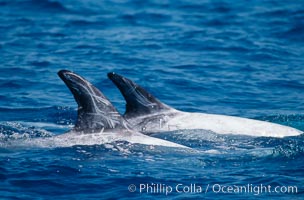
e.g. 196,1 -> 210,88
0,0 -> 304,199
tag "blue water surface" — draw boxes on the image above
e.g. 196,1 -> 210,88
0,0 -> 304,199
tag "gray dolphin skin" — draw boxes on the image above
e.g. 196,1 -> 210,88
107,72 -> 303,138
57,70 -> 188,148
107,72 -> 172,118
58,70 -> 127,133
107,72 -> 179,134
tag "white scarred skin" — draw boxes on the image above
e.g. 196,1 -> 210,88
127,109 -> 302,138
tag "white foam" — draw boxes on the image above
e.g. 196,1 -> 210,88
0,130 -> 189,149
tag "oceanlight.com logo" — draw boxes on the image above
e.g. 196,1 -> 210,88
128,183 -> 298,196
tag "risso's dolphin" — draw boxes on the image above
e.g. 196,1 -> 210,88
107,72 -> 302,138
57,70 -> 188,148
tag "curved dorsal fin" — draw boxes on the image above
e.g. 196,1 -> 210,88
58,70 -> 127,133
107,72 -> 171,118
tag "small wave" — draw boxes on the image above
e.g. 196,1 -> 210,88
118,12 -> 171,27
272,144 -> 304,159
0,67 -> 34,78
18,0 -> 71,14
0,81 -> 22,89
0,106 -> 76,128
281,24 -> 304,42
0,121 -> 53,139
152,129 -> 304,160
66,19 -> 109,28
271,134 -> 304,159
28,60 -> 51,67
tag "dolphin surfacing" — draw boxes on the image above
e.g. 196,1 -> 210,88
108,72 -> 303,138
58,70 -> 188,148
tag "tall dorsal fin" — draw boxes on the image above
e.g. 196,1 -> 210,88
107,72 -> 171,118
58,70 -> 127,133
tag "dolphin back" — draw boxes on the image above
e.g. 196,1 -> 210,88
58,70 -> 127,133
108,72 -> 171,118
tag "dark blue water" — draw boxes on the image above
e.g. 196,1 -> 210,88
1,0 -> 304,199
